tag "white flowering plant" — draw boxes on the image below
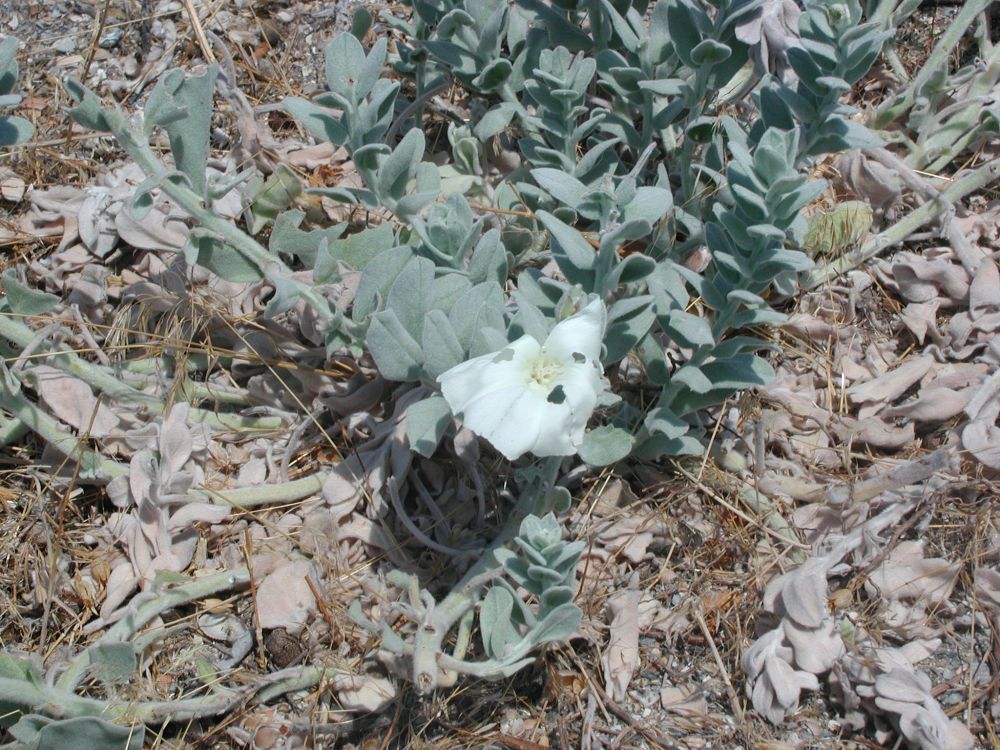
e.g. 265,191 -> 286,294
0,0 -> 916,738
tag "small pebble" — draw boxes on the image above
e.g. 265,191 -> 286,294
54,36 -> 76,53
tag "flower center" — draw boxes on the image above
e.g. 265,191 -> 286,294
527,353 -> 563,389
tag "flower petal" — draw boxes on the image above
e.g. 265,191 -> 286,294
543,298 -> 606,364
552,360 -> 607,444
438,336 -> 539,414
459,386 -> 547,460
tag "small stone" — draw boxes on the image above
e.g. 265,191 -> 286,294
54,36 -> 76,54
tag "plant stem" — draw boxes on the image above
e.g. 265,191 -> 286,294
57,567 -> 251,691
94,106 -> 359,341
0,365 -> 128,480
0,313 -> 284,432
872,0 -> 994,127
800,156 -> 1000,289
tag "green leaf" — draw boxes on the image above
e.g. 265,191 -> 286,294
158,66 -> 218,197
1,271 -> 59,315
448,281 -> 506,351
284,97 -> 348,145
690,39 -> 731,65
531,168 -> 588,210
536,210 -> 596,288
467,229 -> 508,284
480,587 -> 521,660
405,396 -> 452,457
526,602 -> 581,648
420,310 -> 464,379
366,309 -> 424,381
474,102 -> 518,140
186,236 -> 261,283
577,426 -> 634,466
0,114 -> 32,146
10,715 -> 144,750
87,643 -> 137,687
385,255 -> 434,339
664,309 -> 714,348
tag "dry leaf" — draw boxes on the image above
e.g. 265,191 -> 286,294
256,559 -> 318,634
601,589 -> 641,702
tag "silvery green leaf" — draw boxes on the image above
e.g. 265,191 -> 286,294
308,185 -> 377,208
525,602 -> 581,647
807,116 -> 884,155
691,39 -> 731,65
665,309 -> 715,348
509,293 -> 550,343
539,485 -> 572,514
325,33 -> 368,99
634,432 -> 704,459
480,587 -> 521,659
142,69 -> 185,134
351,6 -> 373,39
664,0 -> 704,68
429,273 -> 473,314
353,246 -> 414,322
386,255 -> 434,338
604,295 -> 655,362
634,333 -> 671,386
0,114 -> 32,146
378,128 -> 424,202
158,66 -> 218,197
312,223 -> 393,281
186,235 -> 261,283
10,715 -> 144,750
355,37 -> 388,100
578,425 -> 634,466
420,310 -> 464,379
673,364 -> 714,393
467,229 -> 508,284
471,59 -> 513,92
475,102 -> 519,140
64,78 -> 114,132
701,354 -> 774,389
247,165 -> 302,234
284,97 -> 349,145
0,651 -> 42,728
531,168 -> 588,210
367,309 -> 424,381
1,270 -> 59,315
405,395 -> 452,457
448,281 -> 505,351
622,186 -> 673,227
645,407 -> 689,440
604,253 -> 656,290
263,275 -> 302,317
0,36 -> 19,96
536,210 -> 596,288
271,210 -> 346,270
87,642 -> 137,686
638,78 -> 688,96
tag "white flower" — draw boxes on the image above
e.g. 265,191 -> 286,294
438,298 -> 609,460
